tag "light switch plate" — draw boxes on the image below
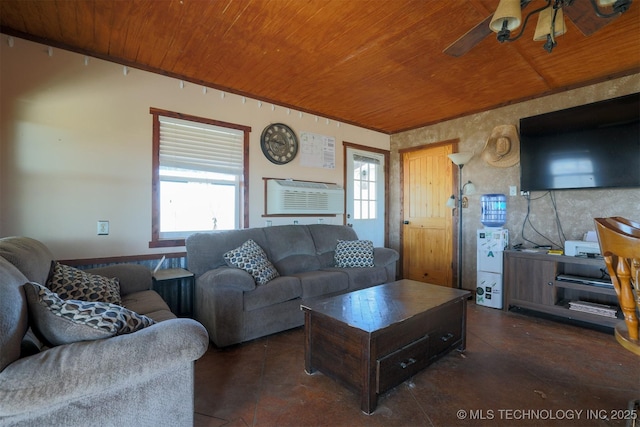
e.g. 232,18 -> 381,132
97,220 -> 109,235
509,185 -> 517,196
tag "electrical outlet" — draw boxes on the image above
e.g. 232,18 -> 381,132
509,185 -> 517,196
97,220 -> 109,235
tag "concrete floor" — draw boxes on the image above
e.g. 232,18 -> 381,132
193,302 -> 639,427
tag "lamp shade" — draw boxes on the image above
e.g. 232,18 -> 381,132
463,181 -> 476,195
448,152 -> 474,166
489,0 -> 522,33
446,195 -> 456,208
598,0 -> 616,5
533,5 -> 567,41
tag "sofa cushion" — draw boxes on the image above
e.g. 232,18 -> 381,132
24,282 -> 155,346
143,310 -> 177,322
223,239 -> 279,285
308,224 -> 358,254
243,276 -> 302,312
326,266 -> 390,291
295,270 -> 349,299
187,228 -> 268,276
263,225 -> 317,265
274,254 -> 321,276
334,240 -> 375,268
0,236 -> 54,285
47,262 -> 122,305
0,257 -> 30,372
120,290 -> 173,319
307,224 -> 359,268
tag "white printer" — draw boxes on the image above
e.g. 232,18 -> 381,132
564,231 -> 601,256
564,241 -> 600,256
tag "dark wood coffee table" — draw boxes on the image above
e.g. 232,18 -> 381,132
301,279 -> 470,414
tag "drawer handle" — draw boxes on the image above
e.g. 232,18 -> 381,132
441,333 -> 454,342
400,358 -> 417,369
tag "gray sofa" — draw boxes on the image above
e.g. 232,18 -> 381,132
186,224 -> 399,347
0,236 -> 209,426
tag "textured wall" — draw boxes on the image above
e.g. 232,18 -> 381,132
390,74 -> 640,290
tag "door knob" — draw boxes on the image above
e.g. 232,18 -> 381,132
403,220 -> 409,224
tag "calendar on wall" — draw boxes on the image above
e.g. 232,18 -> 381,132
299,131 -> 335,169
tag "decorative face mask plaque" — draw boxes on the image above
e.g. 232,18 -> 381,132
260,123 -> 298,165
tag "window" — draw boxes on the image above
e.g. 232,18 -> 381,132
352,154 -> 379,220
150,108 -> 250,247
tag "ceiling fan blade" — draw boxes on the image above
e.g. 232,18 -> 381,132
443,0 -> 535,57
563,0 -> 618,36
443,14 -> 494,57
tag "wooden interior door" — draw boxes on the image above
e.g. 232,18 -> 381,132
401,142 -> 455,286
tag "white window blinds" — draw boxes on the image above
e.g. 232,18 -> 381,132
159,115 -> 244,175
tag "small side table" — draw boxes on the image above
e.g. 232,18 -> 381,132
152,268 -> 195,318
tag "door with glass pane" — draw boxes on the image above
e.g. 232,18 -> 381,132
346,147 -> 385,247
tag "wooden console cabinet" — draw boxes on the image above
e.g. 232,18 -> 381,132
504,250 -> 620,328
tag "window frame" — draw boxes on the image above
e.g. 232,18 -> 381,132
352,154 -> 380,220
149,107 -> 251,248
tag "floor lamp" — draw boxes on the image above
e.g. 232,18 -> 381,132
447,152 -> 474,289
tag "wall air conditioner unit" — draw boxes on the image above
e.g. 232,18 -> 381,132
266,179 -> 344,215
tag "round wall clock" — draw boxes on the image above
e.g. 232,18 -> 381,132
260,123 -> 298,165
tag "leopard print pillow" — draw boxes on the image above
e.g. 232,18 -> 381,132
24,282 -> 155,346
47,262 -> 121,305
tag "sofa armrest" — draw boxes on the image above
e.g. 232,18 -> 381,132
0,318 -> 208,417
86,264 -> 153,296
199,266 -> 256,292
194,267 -> 254,347
373,247 -> 399,267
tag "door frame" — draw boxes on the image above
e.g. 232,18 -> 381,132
342,141 -> 390,247
399,139 -> 459,281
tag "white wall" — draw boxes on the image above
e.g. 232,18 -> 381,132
0,36 -> 390,259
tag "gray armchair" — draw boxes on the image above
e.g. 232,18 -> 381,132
0,237 -> 209,426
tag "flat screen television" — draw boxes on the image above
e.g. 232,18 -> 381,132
519,93 -> 640,192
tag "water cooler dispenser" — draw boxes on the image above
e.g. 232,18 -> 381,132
476,194 -> 508,309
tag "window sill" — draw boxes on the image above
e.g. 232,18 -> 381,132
149,239 -> 185,248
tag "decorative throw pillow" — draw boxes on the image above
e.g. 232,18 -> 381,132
223,239 -> 280,285
24,282 -> 155,347
47,262 -> 121,306
334,239 -> 375,268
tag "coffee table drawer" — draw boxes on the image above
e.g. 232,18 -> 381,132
428,300 -> 463,358
376,334 -> 430,393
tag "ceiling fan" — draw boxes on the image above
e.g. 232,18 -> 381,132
444,0 -> 633,57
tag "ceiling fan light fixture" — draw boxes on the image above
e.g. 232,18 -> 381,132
611,0 -> 633,14
533,5 -> 567,41
591,0 -> 633,17
448,0 -> 632,56
489,0 -> 523,33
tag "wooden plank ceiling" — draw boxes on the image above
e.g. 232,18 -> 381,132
1,0 -> 638,134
